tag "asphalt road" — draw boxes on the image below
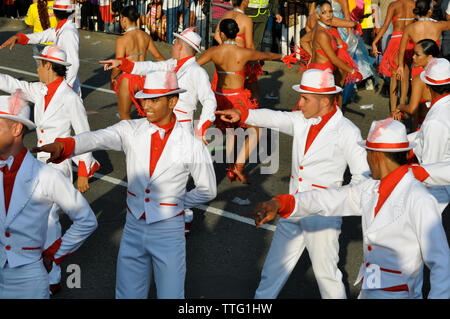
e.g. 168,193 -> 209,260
0,17 -> 447,299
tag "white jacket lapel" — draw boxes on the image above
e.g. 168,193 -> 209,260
5,152 -> 39,228
40,82 -> 67,125
366,172 -> 411,234
303,108 -> 341,159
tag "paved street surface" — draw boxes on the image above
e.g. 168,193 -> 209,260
0,17 -> 447,299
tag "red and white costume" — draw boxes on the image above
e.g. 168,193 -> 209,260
15,0 -> 81,95
51,70 -> 217,298
0,96 -> 97,299
246,70 -> 369,299
0,46 -> 100,286
119,28 -> 217,138
275,120 -> 450,298
408,59 -> 450,212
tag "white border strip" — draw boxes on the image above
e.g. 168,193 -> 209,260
73,167 -> 276,232
0,65 -> 115,94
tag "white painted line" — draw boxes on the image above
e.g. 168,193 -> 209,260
0,65 -> 115,94
73,167 -> 276,232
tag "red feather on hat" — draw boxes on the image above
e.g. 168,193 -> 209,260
318,68 -> 333,89
8,89 -> 27,116
164,71 -> 178,90
368,118 -> 393,142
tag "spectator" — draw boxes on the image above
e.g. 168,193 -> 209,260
190,0 -> 207,48
108,0 -> 123,32
89,0 -> 104,31
163,0 -> 182,43
79,0 -> 90,29
280,0 -> 307,59
147,0 -> 166,40
244,0 -> 282,51
24,0 -> 58,65
4,0 -> 18,18
99,0 -> 113,32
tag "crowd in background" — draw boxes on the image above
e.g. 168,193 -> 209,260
0,1 -> 449,58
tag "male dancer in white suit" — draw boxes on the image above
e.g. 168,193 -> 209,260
0,0 -> 82,96
252,119 -> 450,299
0,46 -> 100,294
408,58 -> 450,213
100,27 -> 217,236
0,93 -> 97,299
216,68 -> 369,299
35,70 -> 217,298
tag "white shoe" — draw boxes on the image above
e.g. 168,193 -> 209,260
365,79 -> 374,91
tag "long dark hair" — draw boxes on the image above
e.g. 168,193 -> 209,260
37,0 -> 50,30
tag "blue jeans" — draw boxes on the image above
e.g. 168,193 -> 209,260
164,7 -> 178,44
178,0 -> 191,30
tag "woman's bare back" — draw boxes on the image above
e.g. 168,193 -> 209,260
118,29 -> 152,61
391,0 -> 416,31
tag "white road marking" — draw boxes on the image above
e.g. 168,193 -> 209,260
0,65 -> 115,94
73,167 -> 276,232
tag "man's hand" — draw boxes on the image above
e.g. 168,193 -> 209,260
31,141 -> 65,164
246,199 -> 281,228
196,134 -> 209,146
215,109 -> 242,124
43,256 -> 53,273
0,35 -> 19,51
100,59 -> 122,71
77,176 -> 90,193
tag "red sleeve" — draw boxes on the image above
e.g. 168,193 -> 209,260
274,194 -> 296,219
77,161 -> 88,177
118,57 -> 135,74
195,120 -> 211,137
16,33 -> 30,45
54,137 -> 76,163
42,238 -> 62,263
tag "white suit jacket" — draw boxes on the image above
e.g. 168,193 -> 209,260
0,73 -> 99,177
130,57 -> 217,136
23,19 -> 81,93
287,169 -> 450,298
409,94 -> 450,205
0,151 -> 97,268
244,107 -> 370,194
70,118 -> 217,224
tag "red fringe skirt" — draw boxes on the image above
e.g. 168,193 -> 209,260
214,88 -> 258,130
379,31 -> 415,77
114,73 -> 146,117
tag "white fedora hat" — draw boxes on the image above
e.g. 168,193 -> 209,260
420,58 -> 450,86
292,68 -> 342,94
49,0 -> 75,11
173,27 -> 202,53
33,46 -> 71,67
135,70 -> 186,99
0,91 -> 36,130
358,118 -> 415,152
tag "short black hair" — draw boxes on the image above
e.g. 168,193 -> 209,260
428,83 -> 450,95
49,61 -> 68,78
384,151 -> 409,166
53,9 -> 73,21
